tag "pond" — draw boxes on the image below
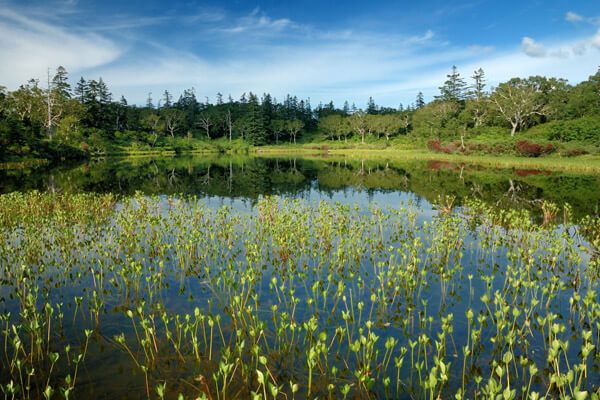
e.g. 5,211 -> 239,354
2,155 -> 600,217
1,155 -> 599,399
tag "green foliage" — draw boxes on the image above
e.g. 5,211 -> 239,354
531,116 -> 600,142
245,94 -> 267,145
2,65 -> 600,160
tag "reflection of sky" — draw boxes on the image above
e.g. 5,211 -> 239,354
176,187 -> 438,222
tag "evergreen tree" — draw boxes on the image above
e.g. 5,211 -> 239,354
261,93 -> 274,126
246,93 -> 266,145
436,65 -> 467,102
415,92 -> 425,109
163,90 -> 172,108
343,101 -> 350,114
52,66 -> 71,100
146,92 -> 153,109
469,68 -> 486,100
97,78 -> 112,104
74,77 -> 88,103
366,97 -> 378,114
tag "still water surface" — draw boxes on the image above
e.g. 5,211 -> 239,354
1,155 -> 599,399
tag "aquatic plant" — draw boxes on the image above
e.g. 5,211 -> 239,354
0,192 -> 599,399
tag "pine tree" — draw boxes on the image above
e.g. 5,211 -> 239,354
52,66 -> 71,100
415,92 -> 425,109
261,93 -> 274,126
163,90 -> 172,108
366,97 -> 378,114
470,68 -> 486,100
74,77 -> 88,103
246,93 -> 267,145
97,78 -> 111,104
436,65 -> 467,102
146,92 -> 153,109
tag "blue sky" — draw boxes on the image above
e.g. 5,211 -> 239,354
1,0 -> 599,107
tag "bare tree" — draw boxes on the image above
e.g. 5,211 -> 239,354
270,119 -> 286,144
142,113 -> 162,147
9,80 -> 42,121
286,119 -> 304,144
198,112 -> 212,139
348,110 -> 367,144
489,79 -> 547,136
162,109 -> 185,137
44,69 -> 62,139
224,109 -> 233,142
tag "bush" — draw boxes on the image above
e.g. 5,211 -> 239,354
469,125 -> 511,138
514,141 -> 555,157
539,116 -> 600,142
427,139 -> 442,152
563,148 -> 588,157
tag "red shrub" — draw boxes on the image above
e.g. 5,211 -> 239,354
514,141 -> 555,157
565,148 -> 587,157
427,139 -> 442,152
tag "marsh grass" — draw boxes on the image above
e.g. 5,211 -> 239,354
0,192 -> 599,399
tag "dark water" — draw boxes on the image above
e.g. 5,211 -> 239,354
1,155 -> 600,399
2,154 -> 600,218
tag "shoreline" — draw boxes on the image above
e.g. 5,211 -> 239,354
3,146 -> 600,172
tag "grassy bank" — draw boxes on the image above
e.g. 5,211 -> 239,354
3,141 -> 600,173
256,145 -> 600,172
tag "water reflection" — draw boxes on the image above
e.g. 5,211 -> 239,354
1,155 -> 599,218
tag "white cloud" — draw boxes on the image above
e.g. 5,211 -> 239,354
573,40 -> 586,55
521,37 -> 546,57
550,49 -> 569,59
220,7 -> 293,34
592,29 -> 600,50
0,8 -> 123,87
565,11 -> 600,26
468,45 -> 494,54
566,12 -> 584,23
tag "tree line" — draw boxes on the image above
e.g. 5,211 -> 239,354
1,65 -> 599,160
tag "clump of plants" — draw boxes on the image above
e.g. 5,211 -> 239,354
514,140 -> 555,157
0,192 -> 599,399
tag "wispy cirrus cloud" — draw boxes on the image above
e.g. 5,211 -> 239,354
565,11 -> 599,25
219,7 -> 294,34
0,7 -> 123,85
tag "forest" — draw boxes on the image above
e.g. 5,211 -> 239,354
1,66 -> 600,162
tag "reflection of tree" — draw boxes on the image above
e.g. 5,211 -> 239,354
201,165 -> 211,186
2,155 -> 600,219
168,168 -> 178,186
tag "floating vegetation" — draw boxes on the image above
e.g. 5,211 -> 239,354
0,191 -> 599,399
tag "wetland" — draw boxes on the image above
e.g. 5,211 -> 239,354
1,155 -> 600,399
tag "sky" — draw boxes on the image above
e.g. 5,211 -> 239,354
0,0 -> 599,108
